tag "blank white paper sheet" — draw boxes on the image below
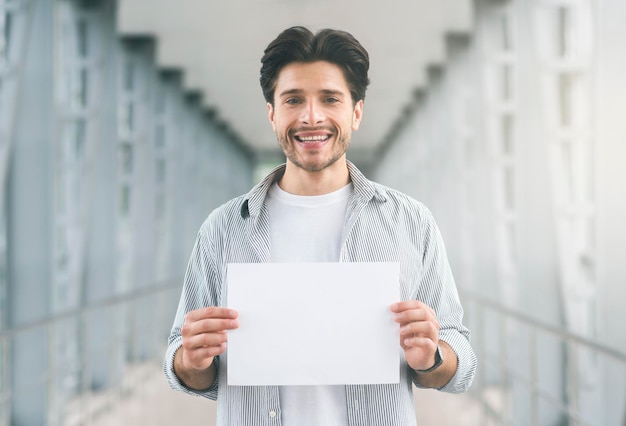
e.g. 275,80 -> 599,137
226,262 -> 400,386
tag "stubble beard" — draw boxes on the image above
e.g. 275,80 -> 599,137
278,132 -> 350,173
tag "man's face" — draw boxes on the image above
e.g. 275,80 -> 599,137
267,61 -> 363,173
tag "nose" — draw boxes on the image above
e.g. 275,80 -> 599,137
300,99 -> 324,125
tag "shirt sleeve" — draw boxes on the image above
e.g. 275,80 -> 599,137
163,223 -> 221,400
411,209 -> 477,393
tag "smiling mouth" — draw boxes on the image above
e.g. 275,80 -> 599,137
294,134 -> 331,143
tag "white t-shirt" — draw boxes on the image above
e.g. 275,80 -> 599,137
266,181 -> 353,426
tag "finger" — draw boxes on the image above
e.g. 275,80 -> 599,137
402,335 -> 437,351
183,330 -> 228,351
400,321 -> 439,340
186,307 -> 238,322
199,342 -> 227,358
182,318 -> 239,338
393,308 -> 437,326
196,317 -> 240,332
183,343 -> 227,368
390,300 -> 426,313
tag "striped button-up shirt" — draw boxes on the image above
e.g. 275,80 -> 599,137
164,162 -> 476,425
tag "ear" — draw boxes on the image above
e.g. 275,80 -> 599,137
267,103 -> 277,131
352,100 -> 363,131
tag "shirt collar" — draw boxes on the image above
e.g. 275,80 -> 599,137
239,161 -> 386,219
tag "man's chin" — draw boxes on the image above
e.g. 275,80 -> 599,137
286,154 -> 346,173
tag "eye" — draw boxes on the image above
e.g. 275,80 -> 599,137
285,98 -> 302,105
324,97 -> 340,104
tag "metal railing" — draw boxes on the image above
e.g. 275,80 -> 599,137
3,282 -> 625,425
461,290 -> 626,426
0,280 -> 181,426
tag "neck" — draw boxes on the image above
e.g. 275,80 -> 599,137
278,158 -> 350,196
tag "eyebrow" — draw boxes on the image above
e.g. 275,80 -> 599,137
277,88 -> 347,98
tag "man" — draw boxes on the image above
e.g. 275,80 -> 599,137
164,26 -> 476,425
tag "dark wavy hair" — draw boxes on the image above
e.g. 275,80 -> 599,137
260,26 -> 370,106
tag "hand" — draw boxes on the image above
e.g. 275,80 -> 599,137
390,300 -> 440,371
180,307 -> 239,372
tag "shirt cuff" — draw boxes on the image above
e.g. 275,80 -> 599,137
163,337 -> 219,400
436,330 -> 477,394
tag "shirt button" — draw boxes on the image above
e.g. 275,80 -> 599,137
269,410 -> 277,418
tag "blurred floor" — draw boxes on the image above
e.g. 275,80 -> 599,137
90,362 -> 482,426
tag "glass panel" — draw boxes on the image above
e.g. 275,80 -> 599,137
507,221 -> 516,263
77,19 -> 87,58
155,124 -> 165,149
156,158 -> 165,183
560,141 -> 574,203
79,68 -> 88,107
0,9 -> 10,63
557,6 -> 570,58
504,166 -> 515,211
118,102 -> 134,135
581,217 -> 595,282
155,193 -> 165,219
74,119 -> 85,160
501,64 -> 512,102
120,185 -> 130,216
584,141 -> 594,202
155,88 -> 165,113
125,102 -> 134,132
123,60 -> 134,92
71,119 -> 86,203
55,160 -> 66,216
119,143 -> 133,174
502,114 -> 514,156
55,224 -> 67,270
559,73 -> 573,127
501,14 -> 511,52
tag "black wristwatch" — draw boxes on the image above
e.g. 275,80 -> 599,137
416,345 -> 443,373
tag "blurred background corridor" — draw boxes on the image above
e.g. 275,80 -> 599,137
1,0 -> 625,424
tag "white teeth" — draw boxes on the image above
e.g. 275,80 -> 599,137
298,135 -> 329,141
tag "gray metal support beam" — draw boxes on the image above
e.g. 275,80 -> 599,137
6,0 -> 53,424
82,0 -> 118,391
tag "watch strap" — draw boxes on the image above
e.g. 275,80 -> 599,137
416,344 -> 443,374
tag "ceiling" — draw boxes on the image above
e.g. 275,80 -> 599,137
117,0 -> 473,166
